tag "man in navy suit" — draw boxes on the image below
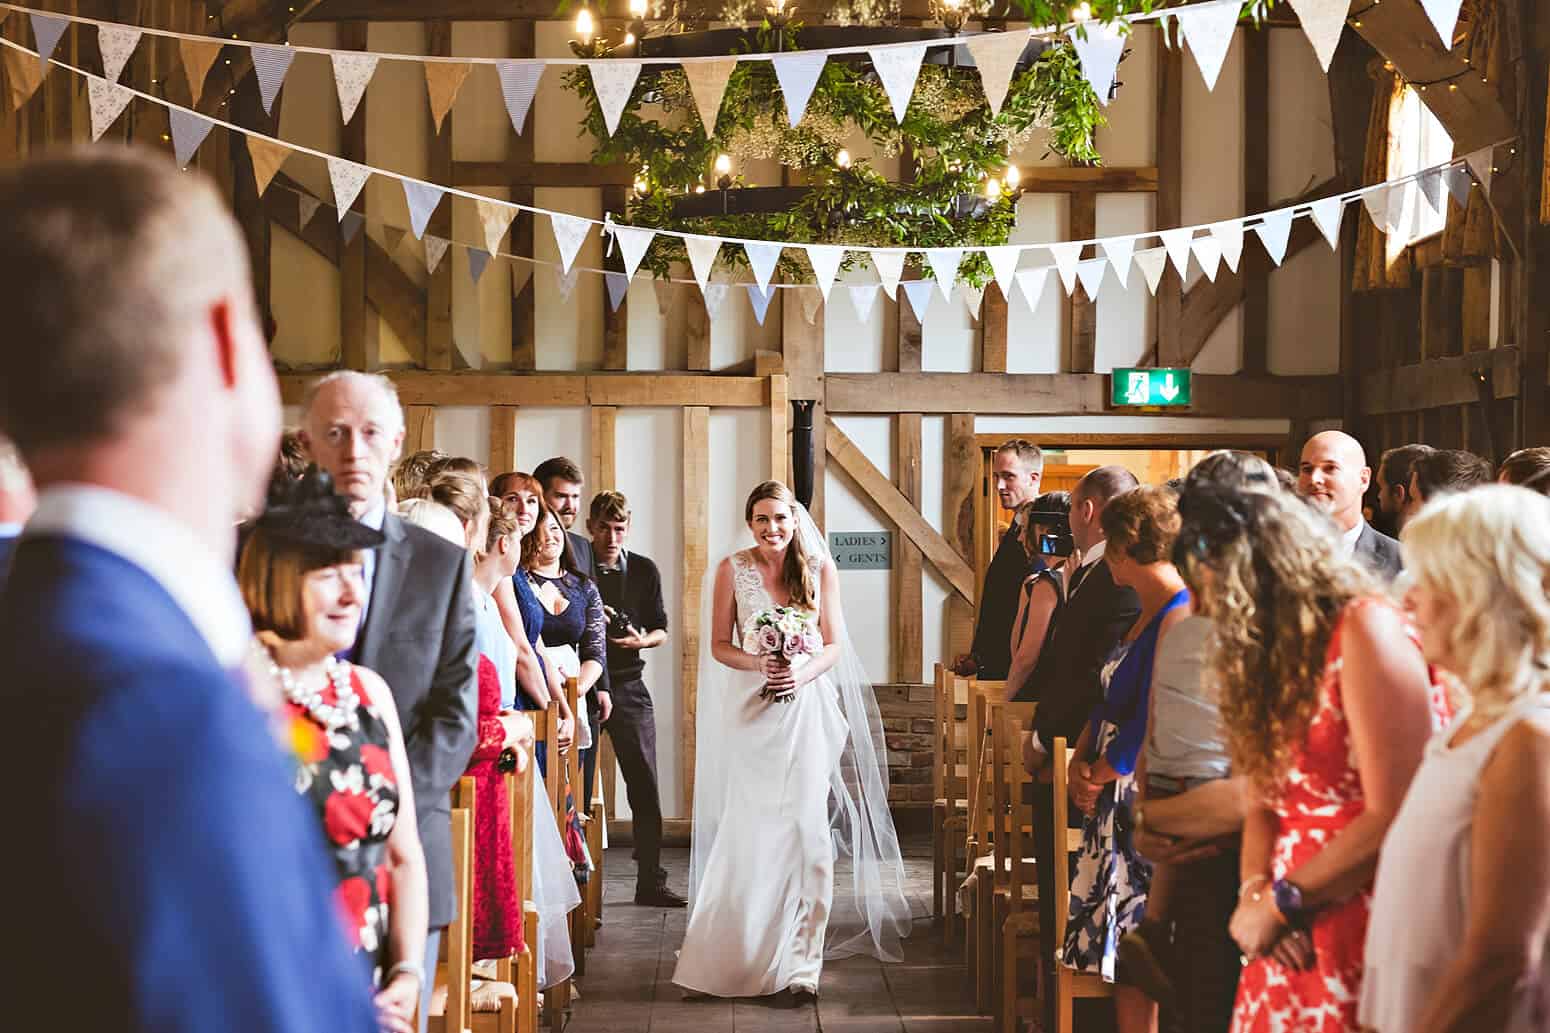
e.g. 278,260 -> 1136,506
0,434 -> 33,588
0,149 -> 377,1032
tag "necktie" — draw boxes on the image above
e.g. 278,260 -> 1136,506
1069,562 -> 1092,598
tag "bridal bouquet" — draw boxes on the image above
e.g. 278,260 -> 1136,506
751,607 -> 823,704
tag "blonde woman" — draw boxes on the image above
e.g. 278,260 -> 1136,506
1360,486 -> 1550,1033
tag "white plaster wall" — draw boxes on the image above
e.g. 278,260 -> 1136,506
826,416 -> 896,685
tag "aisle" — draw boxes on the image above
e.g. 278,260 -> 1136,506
566,841 -> 991,1033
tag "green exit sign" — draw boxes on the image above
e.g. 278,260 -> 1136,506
1111,367 -> 1192,408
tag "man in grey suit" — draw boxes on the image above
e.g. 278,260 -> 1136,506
300,372 -> 478,1033
1297,430 -> 1402,580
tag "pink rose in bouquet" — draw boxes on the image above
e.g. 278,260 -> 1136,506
751,606 -> 821,703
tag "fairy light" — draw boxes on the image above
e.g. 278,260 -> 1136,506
630,0 -> 649,16
1070,1 -> 1092,22
575,7 -> 595,44
836,148 -> 852,169
985,176 -> 1002,200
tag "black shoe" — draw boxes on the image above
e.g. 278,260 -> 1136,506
635,884 -> 687,907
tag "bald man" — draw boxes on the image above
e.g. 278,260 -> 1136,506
1296,430 -> 1402,580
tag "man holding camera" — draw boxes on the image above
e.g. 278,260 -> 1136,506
953,439 -> 1043,680
587,491 -> 685,908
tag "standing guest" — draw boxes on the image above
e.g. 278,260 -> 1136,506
1172,485 -> 1450,1033
1498,446 -> 1550,495
587,490 -> 685,908
954,439 -> 1043,679
0,148 -> 375,1032
1403,448 -> 1494,524
1296,430 -> 1402,580
524,501 -> 608,753
392,449 -> 448,503
1005,490 -> 1072,705
299,371 -> 479,1033
1361,486 -> 1550,1033
1062,486 -> 1191,1033
1375,444 -> 1434,536
240,470 -> 429,1030
0,432 -> 36,585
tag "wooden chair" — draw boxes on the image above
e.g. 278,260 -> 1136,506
503,758 -> 541,1033
996,706 -> 1043,1033
584,730 -> 606,948
961,681 -> 1001,987
524,694 -> 570,1032
561,676 -> 590,978
1050,737 -> 1113,1033
967,692 -> 1029,1013
932,666 -> 974,946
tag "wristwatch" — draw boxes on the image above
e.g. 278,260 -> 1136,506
1271,878 -> 1309,927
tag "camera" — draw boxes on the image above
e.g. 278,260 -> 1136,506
1034,516 -> 1075,558
604,604 -> 639,640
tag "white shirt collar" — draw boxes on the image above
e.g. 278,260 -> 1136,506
24,485 -> 252,667
0,522 -> 21,538
359,500 -> 387,531
1080,539 -> 1108,568
1339,520 -> 1364,557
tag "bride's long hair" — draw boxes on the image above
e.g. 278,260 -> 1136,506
744,480 -> 818,611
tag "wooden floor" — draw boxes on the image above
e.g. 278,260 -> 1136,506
566,838 -> 993,1033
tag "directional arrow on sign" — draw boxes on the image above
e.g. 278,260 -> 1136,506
1158,373 -> 1180,402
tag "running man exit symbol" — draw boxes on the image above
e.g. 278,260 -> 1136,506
1110,367 -> 1192,408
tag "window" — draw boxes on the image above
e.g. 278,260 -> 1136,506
1386,86 -> 1454,261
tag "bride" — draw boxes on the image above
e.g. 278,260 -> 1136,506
672,480 -> 912,1001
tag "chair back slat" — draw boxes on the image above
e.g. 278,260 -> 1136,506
991,701 -> 1037,881
447,788 -> 474,1032
1051,737 -> 1071,952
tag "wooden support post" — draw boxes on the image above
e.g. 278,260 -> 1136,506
981,284 -> 1008,374
769,373 -> 790,483
1067,192 -> 1097,373
508,18 -> 537,370
1155,33 -> 1185,367
680,406 -> 709,813
1241,26 -> 1269,375
405,405 -> 436,452
601,185 -> 629,370
590,405 -> 617,492
894,413 -> 924,683
490,406 -> 519,475
425,19 -> 454,371
339,21 -> 370,371
945,413 -> 978,659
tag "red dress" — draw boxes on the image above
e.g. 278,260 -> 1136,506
1231,600 -> 1451,1033
467,655 -> 525,961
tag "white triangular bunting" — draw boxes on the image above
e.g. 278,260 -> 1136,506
961,284 -> 985,320
586,61 -> 643,136
606,271 -> 630,312
1465,147 -> 1494,198
86,78 -> 132,141
556,265 -> 580,301
1361,185 -> 1391,229
805,244 -> 845,301
97,25 -> 141,83
30,13 -> 67,77
1177,1 -> 1240,90
872,249 -> 906,300
1384,179 -> 1412,233
251,44 -> 297,116
298,194 -> 323,228
1209,221 -> 1244,273
1048,241 -> 1082,294
965,30 -> 1028,117
848,283 -> 879,321
331,52 -> 379,125
612,225 -> 656,281
799,284 -> 824,324
1309,196 -> 1344,249
901,279 -> 935,319
468,248 -> 492,285
1134,247 -> 1169,295
1159,228 -> 1194,277
1285,0 -> 1349,71
402,181 -> 444,240
702,282 -> 731,320
744,241 -> 783,293
168,108 -> 214,168
475,199 -> 518,255
747,283 -> 776,325
495,60 -> 544,135
653,277 -> 677,315
1253,209 -> 1293,266
1100,237 -> 1134,287
870,45 -> 926,124
1075,258 -> 1107,299
1420,0 -> 1464,48
326,157 -> 370,220
925,247 -> 963,299
1417,167 -> 1444,214
1067,21 -> 1127,105
685,235 -> 722,291
1444,164 -> 1473,207
1191,235 -> 1222,281
1015,266 -> 1050,309
772,52 -> 826,127
340,210 -> 364,246
683,58 -> 736,137
983,245 -> 1021,298
550,213 -> 592,274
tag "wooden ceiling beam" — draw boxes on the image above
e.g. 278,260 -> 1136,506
1359,345 -> 1520,415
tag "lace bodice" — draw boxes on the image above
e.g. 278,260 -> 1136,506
730,550 -> 822,652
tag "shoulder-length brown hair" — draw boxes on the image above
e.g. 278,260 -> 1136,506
238,527 -> 361,641
520,497 -> 583,577
745,480 -> 818,611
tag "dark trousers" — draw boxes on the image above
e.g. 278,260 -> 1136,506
1162,847 -> 1242,1033
580,704 -> 600,814
602,677 -> 665,889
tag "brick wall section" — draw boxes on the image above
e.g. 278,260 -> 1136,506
874,682 -> 938,810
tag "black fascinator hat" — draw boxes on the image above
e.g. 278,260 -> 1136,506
255,466 -> 386,551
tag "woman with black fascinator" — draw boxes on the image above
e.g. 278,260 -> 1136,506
237,469 -> 428,1033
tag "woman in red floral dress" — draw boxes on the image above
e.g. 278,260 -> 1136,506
1172,484 -> 1451,1033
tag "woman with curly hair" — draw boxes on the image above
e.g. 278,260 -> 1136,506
1172,484 -> 1451,1033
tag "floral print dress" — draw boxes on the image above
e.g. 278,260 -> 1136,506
283,664 -> 400,985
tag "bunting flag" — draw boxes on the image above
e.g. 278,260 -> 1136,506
383,224 -> 407,255
983,244 -> 1021,298
251,44 -> 297,116
2,47 -> 44,112
331,52 -> 379,124
1176,1 -> 1240,90
848,283 -> 880,321
1134,247 -> 1169,295
298,194 -> 323,229
467,247 -> 491,285
426,61 -> 472,133
805,244 -> 845,301
168,108 -> 214,167
1444,164 -> 1473,206
1420,0 -> 1464,48
556,264 -> 580,301
586,60 -> 642,136
245,136 -> 290,195
402,181 -> 443,239
747,283 -> 776,324
510,262 -> 533,298
772,52 -> 826,128
961,284 -> 985,320
1015,266 -> 1050,309
1048,241 -> 1082,294
1308,196 -> 1343,248
340,210 -> 364,246
605,271 -> 630,312
871,44 -> 925,123
179,38 -> 222,103
1075,257 -> 1107,299
476,198 -> 517,254
686,234 -> 721,291
496,60 -> 544,134
1159,228 -> 1194,277
799,284 -> 824,324
965,30 -> 1028,117
1100,237 -> 1134,287
1191,235 -> 1222,281
30,12 -> 67,77
326,157 -> 371,220
424,234 -> 450,274
1284,0 -> 1349,71
86,77 -> 132,140
872,249 -> 906,299
702,282 -> 731,320
901,278 -> 935,319
1209,221 -> 1244,273
1384,179 -> 1411,233
1361,184 -> 1390,230
925,247 -> 963,299
1416,167 -> 1444,214
653,277 -> 678,316
1068,21 -> 1126,105
550,213 -> 592,274
684,57 -> 735,137
1253,209 -> 1293,266
96,25 -> 141,83
744,241 -> 783,293
1464,146 -> 1494,198
612,225 -> 656,281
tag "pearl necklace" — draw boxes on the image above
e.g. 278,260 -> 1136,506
261,646 -> 360,734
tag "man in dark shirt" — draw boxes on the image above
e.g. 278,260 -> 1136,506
588,491 -> 685,907
954,439 -> 1043,680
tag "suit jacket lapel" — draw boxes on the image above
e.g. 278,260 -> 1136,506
358,514 -> 409,660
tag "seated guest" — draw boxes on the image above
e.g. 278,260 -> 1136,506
0,148 -> 375,1032
1361,486 -> 1550,1033
397,497 -> 465,545
1297,430 -> 1402,580
1005,490 -> 1072,704
1062,486 -> 1191,1033
1172,483 -> 1451,1033
425,466 -> 490,552
955,439 -> 1043,679
239,470 -> 429,1024
1375,443 -> 1434,536
1497,446 -> 1550,495
0,432 -> 35,585
392,449 -> 447,503
1404,448 -> 1494,524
